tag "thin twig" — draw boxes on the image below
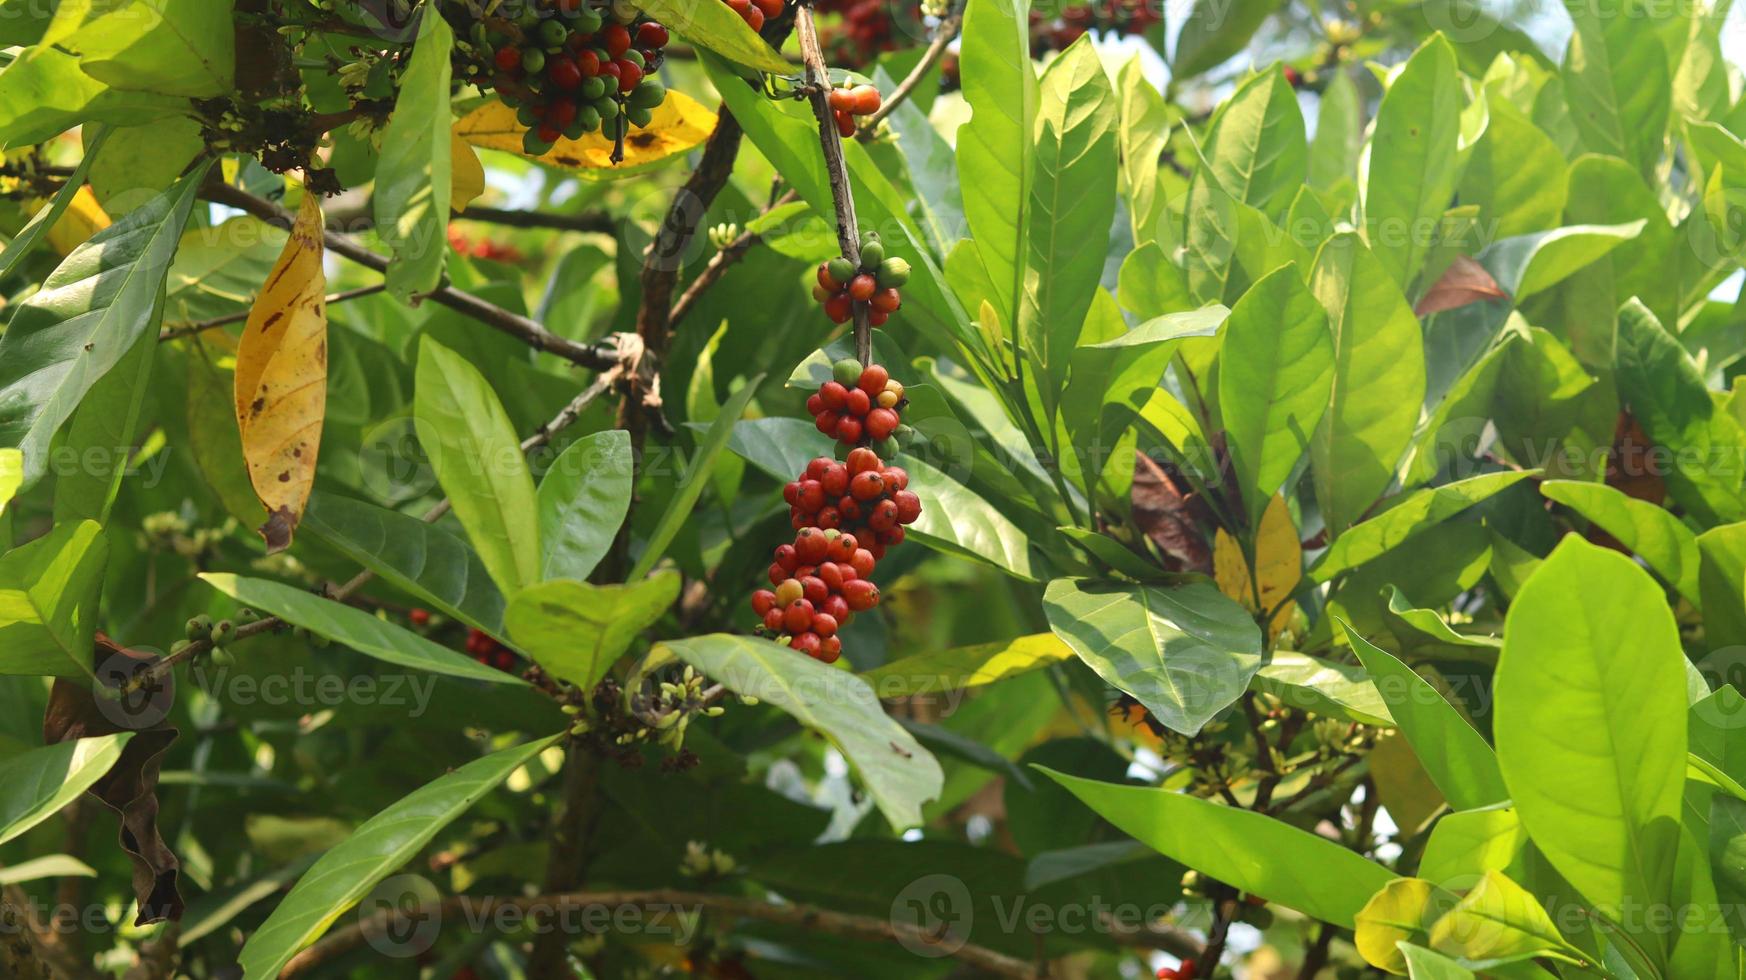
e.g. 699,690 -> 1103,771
668,189 -> 800,329
123,365 -> 626,693
854,3 -> 965,140
458,205 -> 614,234
199,180 -> 624,371
283,888 -> 1039,978
157,284 -> 389,341
794,2 -> 872,366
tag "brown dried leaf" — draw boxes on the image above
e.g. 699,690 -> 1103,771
1413,255 -> 1508,316
1131,452 -> 1213,573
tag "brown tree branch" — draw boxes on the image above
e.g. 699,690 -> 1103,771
157,284 -> 389,341
198,181 -> 624,371
457,205 -> 615,234
284,888 -> 1039,978
854,2 -> 965,140
794,3 -> 872,366
667,188 -> 800,330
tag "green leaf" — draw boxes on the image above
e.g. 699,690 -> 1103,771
958,0 -> 1038,324
236,735 -> 560,980
1477,222 -> 1644,300
0,449 -> 20,518
0,521 -> 107,679
1562,0 -> 1673,179
630,374 -> 762,581
658,634 -> 944,830
1309,68 -> 1362,190
0,46 -> 181,150
301,491 -> 507,636
0,124 -> 108,280
1171,0 -> 1280,79
0,734 -> 131,846
1254,650 -> 1393,726
1495,537 -> 1686,955
1399,944 -> 1477,979
1309,233 -> 1427,536
630,0 -> 791,73
1427,870 -> 1586,966
727,417 -> 1036,581
1457,96 -> 1567,240
1698,523 -> 1746,648
1218,265 -> 1334,526
1541,480 -> 1700,605
1020,36 -> 1118,411
1042,578 -> 1262,735
1365,35 -> 1465,289
860,634 -> 1074,699
0,854 -> 96,886
1616,299 -> 1746,526
537,430 -> 632,583
1346,626 -> 1508,810
1038,766 -> 1396,927
1200,67 -> 1306,218
1117,56 -> 1170,244
1311,471 -> 1535,581
200,573 -> 526,685
414,337 -> 541,595
88,118 -> 203,215
375,10 -> 452,302
1356,877 -> 1460,973
0,165 -> 205,488
62,0 -> 235,97
505,573 -> 680,692
52,316 -> 157,525
1419,805 -> 1528,887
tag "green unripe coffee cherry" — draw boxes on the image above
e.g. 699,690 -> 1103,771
620,48 -> 645,68
576,106 -> 602,132
629,80 -> 666,108
211,620 -> 237,646
538,18 -> 568,47
894,423 -> 915,445
470,23 -> 490,46
521,47 -> 546,74
210,647 -> 236,667
626,105 -> 653,128
581,76 -> 608,101
859,239 -> 885,269
874,436 -> 900,458
516,103 -> 541,127
827,257 -> 856,284
186,614 -> 213,641
596,97 -> 622,119
564,120 -> 587,140
878,257 -> 911,287
236,607 -> 259,624
516,8 -> 541,28
832,357 -> 864,386
523,129 -> 555,155
573,7 -> 604,32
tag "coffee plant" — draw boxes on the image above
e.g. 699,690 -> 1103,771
3,0 -> 1746,977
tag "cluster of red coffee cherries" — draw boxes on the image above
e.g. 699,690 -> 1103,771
817,0 -> 921,65
1030,1 -> 1162,55
751,360 -> 922,663
813,232 -> 908,327
826,83 -> 882,137
722,0 -> 785,31
444,0 -> 671,154
465,628 -> 521,673
447,227 -> 525,263
806,359 -> 913,458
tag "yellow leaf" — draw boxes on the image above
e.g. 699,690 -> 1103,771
235,193 -> 327,553
1214,493 -> 1301,636
44,186 -> 110,254
1354,877 -> 1457,974
450,131 -> 484,212
454,91 -> 717,176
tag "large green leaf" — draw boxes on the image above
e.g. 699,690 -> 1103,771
1365,35 -> 1465,288
63,0 -> 234,97
630,374 -> 761,582
1199,67 -> 1305,218
0,46 -> 181,150
1345,626 -> 1508,810
1495,537 -> 1686,961
1019,37 -> 1117,411
301,491 -> 507,635
1309,68 -> 1362,190
375,10 -> 452,302
957,0 -> 1038,330
1540,480 -> 1700,604
1698,523 -> 1746,648
630,0 -> 790,73
0,166 -> 204,488
236,735 -> 560,979
860,634 -> 1074,699
1171,0 -> 1280,79
0,521 -> 107,679
1042,578 -> 1262,735
1562,0 -> 1674,179
0,735 -> 131,846
1418,805 -> 1527,886
1477,222 -> 1644,300
0,449 -> 20,518
1427,871 -> 1587,966
537,430 -> 632,582
727,417 -> 1036,581
658,634 -> 943,830
1311,471 -> 1535,581
505,573 -> 680,692
0,124 -> 109,280
1218,266 -> 1333,525
52,317 -> 157,525
414,337 -> 541,595
200,574 -> 525,685
1254,650 -> 1393,726
1616,299 -> 1746,526
1039,767 -> 1396,927
1309,233 -> 1426,536
1117,56 -> 1170,244
1457,96 -> 1567,239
